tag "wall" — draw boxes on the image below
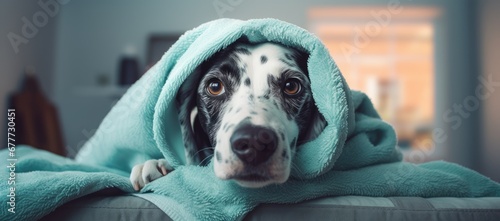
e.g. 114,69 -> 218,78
478,0 -> 500,182
436,0 -> 481,172
0,0 -> 59,146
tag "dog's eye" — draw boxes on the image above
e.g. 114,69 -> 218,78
207,79 -> 225,96
283,78 -> 302,96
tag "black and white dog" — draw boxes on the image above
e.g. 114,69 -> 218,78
130,41 -> 325,190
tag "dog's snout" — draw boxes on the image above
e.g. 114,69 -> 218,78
230,125 -> 278,165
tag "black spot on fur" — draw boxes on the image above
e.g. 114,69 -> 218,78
279,58 -> 296,68
215,151 -> 222,162
250,110 -> 257,115
262,108 -> 268,112
250,94 -> 254,100
264,89 -> 271,95
257,89 -> 271,100
273,100 -> 279,109
225,160 -> 228,164
235,108 -> 241,113
226,124 -> 234,132
244,78 -> 251,86
280,132 -> 285,141
234,47 -> 251,55
282,149 -> 288,158
260,55 -> 268,64
243,116 -> 252,122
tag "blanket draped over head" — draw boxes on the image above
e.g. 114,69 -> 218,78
1,18 -> 499,221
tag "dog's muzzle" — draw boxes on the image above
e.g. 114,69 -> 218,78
230,123 -> 278,166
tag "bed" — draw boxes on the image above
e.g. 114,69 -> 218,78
42,192 -> 500,220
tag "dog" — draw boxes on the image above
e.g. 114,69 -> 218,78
130,40 -> 326,190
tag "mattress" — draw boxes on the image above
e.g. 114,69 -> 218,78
42,193 -> 500,220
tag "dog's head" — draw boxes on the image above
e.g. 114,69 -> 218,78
177,41 -> 325,188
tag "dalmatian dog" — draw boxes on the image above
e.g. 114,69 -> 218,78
130,40 -> 326,190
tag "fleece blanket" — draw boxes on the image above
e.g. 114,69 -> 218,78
1,18 -> 500,221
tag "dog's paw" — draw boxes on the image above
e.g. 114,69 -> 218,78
130,159 -> 172,191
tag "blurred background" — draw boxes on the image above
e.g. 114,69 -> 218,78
1,0 -> 499,181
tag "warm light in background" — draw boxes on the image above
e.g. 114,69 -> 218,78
309,7 -> 441,153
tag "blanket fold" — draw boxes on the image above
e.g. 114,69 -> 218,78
1,18 -> 499,221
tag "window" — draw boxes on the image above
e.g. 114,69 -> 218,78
309,7 -> 441,156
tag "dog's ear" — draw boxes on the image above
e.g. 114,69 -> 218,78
189,107 -> 212,163
298,103 -> 327,145
291,47 -> 327,145
176,69 -> 212,165
285,45 -> 309,74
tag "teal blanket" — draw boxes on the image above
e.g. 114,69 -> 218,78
1,18 -> 499,221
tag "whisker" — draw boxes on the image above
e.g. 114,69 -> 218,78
290,160 -> 304,176
194,147 -> 214,157
199,154 -> 214,166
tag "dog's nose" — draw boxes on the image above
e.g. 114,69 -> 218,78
230,125 -> 278,165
